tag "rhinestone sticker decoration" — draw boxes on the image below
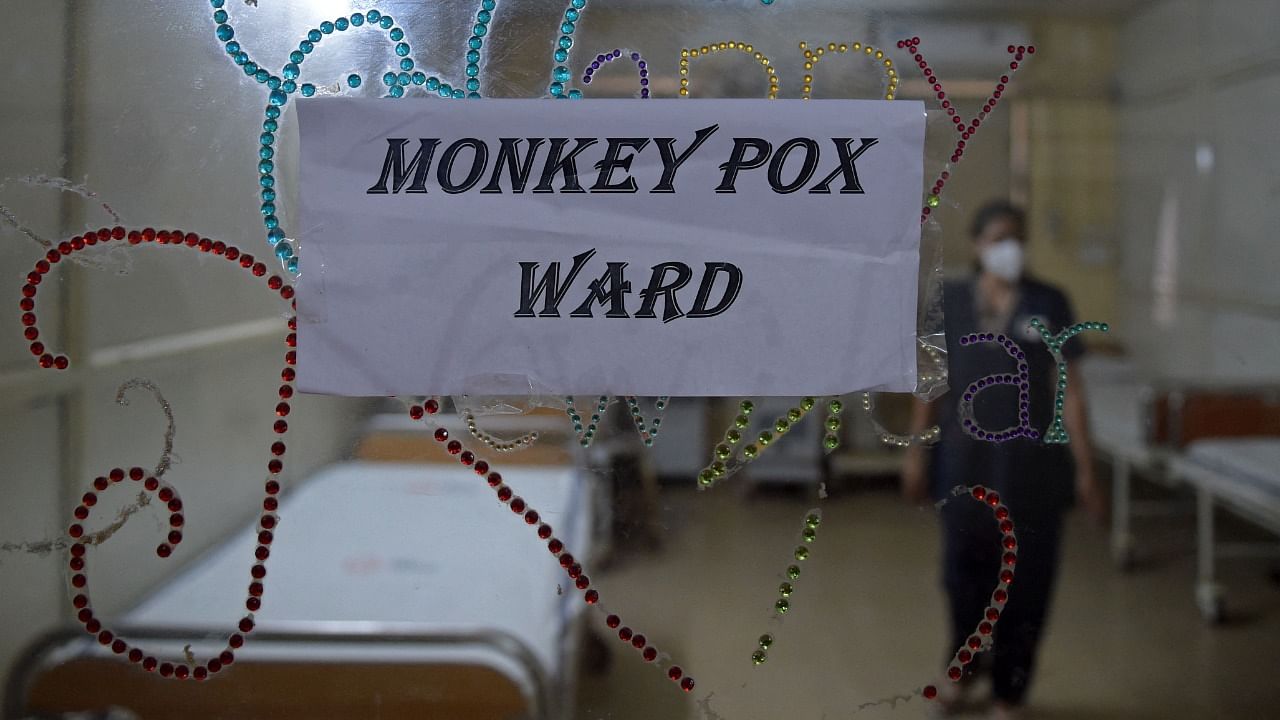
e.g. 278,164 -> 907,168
859,392 -> 942,447
24,225 -> 296,680
956,331 -> 1039,443
624,396 -> 669,448
463,408 -> 540,453
208,0 -> 495,274
799,40 -> 897,100
751,509 -> 821,666
565,395 -> 610,448
1030,318 -> 1109,443
416,413 -> 695,692
680,41 -> 779,98
694,36 -> 1037,481
958,320 -> 1109,444
821,398 -> 845,453
923,484 -> 1018,698
560,395 -> 669,448
697,398 -> 817,489
858,340 -> 946,448
548,0 -> 589,98
905,36 -> 1032,225
581,49 -> 651,98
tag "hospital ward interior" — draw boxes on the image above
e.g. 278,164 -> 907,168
2,1 -> 1279,719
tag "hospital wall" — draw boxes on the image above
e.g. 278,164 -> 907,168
918,16 -> 1122,339
1116,0 -> 1280,383
1020,19 -> 1119,339
0,2 -> 72,703
0,4 -> 368,702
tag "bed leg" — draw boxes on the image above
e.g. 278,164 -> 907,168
1196,486 -> 1225,623
1110,459 -> 1134,570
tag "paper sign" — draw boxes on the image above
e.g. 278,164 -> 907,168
297,99 -> 925,397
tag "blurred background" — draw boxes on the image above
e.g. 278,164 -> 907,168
1,1 -> 1278,718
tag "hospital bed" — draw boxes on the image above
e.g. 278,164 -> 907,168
1083,360 -> 1280,622
9,459 -> 595,719
1081,356 -> 1173,568
358,406 -> 576,465
1161,391 -> 1280,622
358,406 -> 623,561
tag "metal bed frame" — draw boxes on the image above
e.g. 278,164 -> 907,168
1171,447 -> 1280,623
6,622 -> 555,720
1095,381 -> 1280,622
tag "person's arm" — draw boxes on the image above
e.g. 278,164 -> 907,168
1063,364 -> 1105,521
900,397 -> 938,504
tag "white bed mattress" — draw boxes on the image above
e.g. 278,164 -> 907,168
1173,438 -> 1280,531
124,461 -> 592,691
1177,438 -> 1280,499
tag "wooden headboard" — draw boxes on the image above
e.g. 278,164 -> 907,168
1152,387 -> 1280,448
355,407 -> 575,465
22,659 -> 531,720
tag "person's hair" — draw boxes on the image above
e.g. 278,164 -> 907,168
969,200 -> 1026,240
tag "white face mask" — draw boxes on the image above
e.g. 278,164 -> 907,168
979,237 -> 1024,281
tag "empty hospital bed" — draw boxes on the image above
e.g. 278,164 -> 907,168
9,459 -> 594,719
1084,360 -> 1280,622
358,405 -> 576,465
1162,391 -> 1280,622
1081,356 -> 1171,568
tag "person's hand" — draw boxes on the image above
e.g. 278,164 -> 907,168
901,446 -> 929,505
1076,467 -> 1106,524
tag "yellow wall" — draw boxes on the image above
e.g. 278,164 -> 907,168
1025,98 -> 1119,338
1022,20 -> 1121,346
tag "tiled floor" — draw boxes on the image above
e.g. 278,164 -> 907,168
575,481 -> 1280,720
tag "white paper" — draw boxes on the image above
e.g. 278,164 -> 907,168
296,99 -> 925,397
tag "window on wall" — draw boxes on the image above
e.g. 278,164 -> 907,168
2,2 -> 1278,719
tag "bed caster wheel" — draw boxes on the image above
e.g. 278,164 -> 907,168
1197,584 -> 1226,624
1201,597 -> 1226,624
1111,542 -> 1135,572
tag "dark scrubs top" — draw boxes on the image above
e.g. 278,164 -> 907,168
929,276 -> 1084,516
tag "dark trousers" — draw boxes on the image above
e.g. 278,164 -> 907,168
941,494 -> 1063,705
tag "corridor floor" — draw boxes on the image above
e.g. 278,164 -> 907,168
575,482 -> 1280,720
